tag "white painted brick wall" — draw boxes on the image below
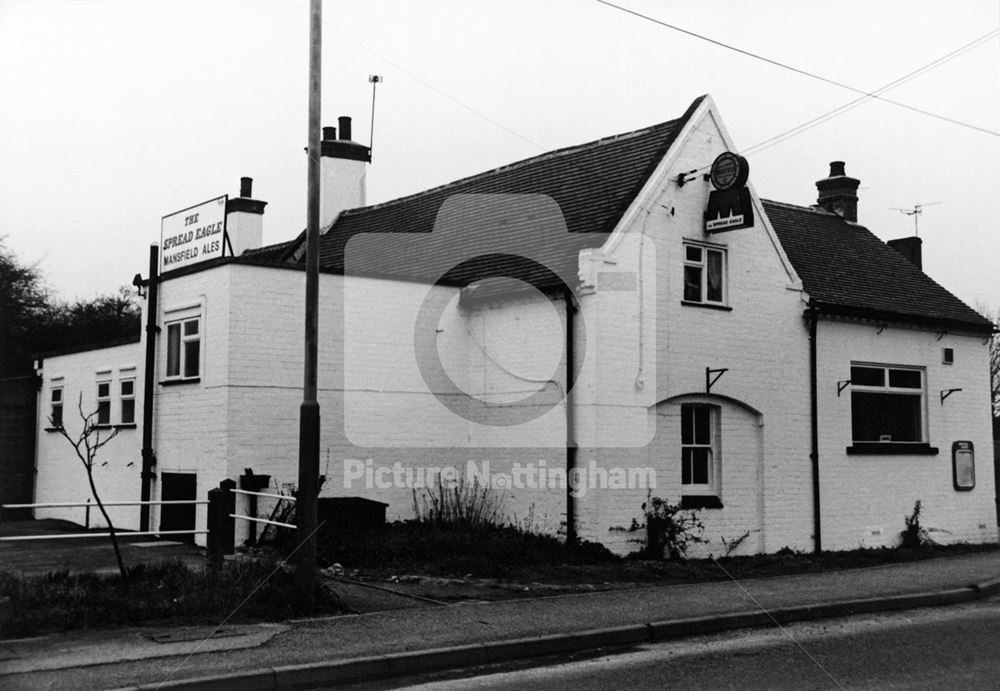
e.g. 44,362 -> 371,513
572,108 -> 815,555
35,341 -> 144,529
816,320 -> 997,550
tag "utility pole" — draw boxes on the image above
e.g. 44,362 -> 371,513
296,0 -> 322,610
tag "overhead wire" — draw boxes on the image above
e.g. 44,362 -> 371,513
595,0 -> 1000,139
742,29 -> 1000,157
740,29 -> 1000,155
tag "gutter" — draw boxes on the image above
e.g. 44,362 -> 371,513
808,301 -> 822,553
139,246 -> 159,532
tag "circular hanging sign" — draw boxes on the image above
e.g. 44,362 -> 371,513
710,152 -> 749,191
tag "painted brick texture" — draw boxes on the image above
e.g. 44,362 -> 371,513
34,342 -> 144,528
816,319 -> 997,549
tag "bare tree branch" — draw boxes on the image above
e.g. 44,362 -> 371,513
51,392 -> 127,586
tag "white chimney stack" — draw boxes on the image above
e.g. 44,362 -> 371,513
320,116 -> 371,232
225,176 -> 267,255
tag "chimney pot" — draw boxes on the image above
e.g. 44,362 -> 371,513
239,176 -> 253,198
323,126 -> 337,141
338,116 -> 352,141
816,161 -> 860,223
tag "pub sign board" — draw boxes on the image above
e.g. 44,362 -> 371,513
952,440 -> 975,491
161,195 -> 228,273
705,152 -> 754,233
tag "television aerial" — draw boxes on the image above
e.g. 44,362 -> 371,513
890,202 -> 942,236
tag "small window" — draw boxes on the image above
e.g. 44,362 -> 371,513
943,348 -> 954,365
850,364 -> 925,443
166,316 -> 200,380
96,378 -> 111,425
120,378 -> 136,424
681,403 -> 719,494
683,243 -> 726,305
50,386 -> 63,428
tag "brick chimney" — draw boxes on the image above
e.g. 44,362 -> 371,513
815,161 -> 860,223
320,116 -> 371,232
225,176 -> 267,255
887,236 -> 922,269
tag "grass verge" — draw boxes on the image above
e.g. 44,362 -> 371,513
0,559 -> 344,638
318,520 -> 999,586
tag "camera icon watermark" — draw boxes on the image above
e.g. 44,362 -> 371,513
343,192 -> 654,448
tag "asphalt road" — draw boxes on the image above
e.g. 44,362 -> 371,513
371,600 -> 1000,690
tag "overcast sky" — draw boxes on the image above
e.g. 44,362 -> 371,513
2,0 -> 998,312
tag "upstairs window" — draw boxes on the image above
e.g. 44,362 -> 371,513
851,365 -> 925,443
96,376 -> 111,426
50,386 -> 63,428
120,378 -> 136,424
681,404 -> 719,494
683,243 -> 726,306
166,317 -> 200,380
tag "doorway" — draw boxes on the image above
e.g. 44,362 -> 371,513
160,472 -> 197,543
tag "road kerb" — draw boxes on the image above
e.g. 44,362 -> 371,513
115,583 -> 997,690
971,575 -> 1000,600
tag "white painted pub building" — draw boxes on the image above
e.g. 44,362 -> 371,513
33,96 -> 997,555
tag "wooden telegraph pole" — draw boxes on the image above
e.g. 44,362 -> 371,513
296,0 -> 322,610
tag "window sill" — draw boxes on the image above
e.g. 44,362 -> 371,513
114,423 -> 137,430
681,495 -> 723,509
44,426 -> 63,433
680,301 -> 732,312
160,377 -> 201,387
94,423 -> 113,430
846,443 -> 939,456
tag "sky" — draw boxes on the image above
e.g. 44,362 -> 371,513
1,0 -> 999,312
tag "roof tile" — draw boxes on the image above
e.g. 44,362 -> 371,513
764,200 -> 992,332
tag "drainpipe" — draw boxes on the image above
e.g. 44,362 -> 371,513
140,245 -> 159,532
565,289 -> 577,546
808,302 -> 822,553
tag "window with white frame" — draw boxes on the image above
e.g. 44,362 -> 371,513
120,377 -> 136,424
96,375 -> 111,425
681,403 -> 719,493
165,316 -> 200,380
50,384 -> 63,428
850,364 -> 925,443
683,243 -> 726,305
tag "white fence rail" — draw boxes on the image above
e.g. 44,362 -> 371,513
229,488 -> 297,531
0,499 -> 205,541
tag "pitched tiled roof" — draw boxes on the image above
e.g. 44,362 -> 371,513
765,200 -> 993,333
241,237 -> 300,263
266,95 -> 707,288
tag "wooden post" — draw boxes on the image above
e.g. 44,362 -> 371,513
207,479 -> 236,567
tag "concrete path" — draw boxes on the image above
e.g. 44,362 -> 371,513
0,520 -> 205,577
1,550 -> 999,690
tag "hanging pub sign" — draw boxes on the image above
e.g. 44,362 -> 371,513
952,440 -> 975,491
160,195 -> 229,273
704,152 -> 753,233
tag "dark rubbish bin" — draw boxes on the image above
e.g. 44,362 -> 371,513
317,497 -> 388,535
